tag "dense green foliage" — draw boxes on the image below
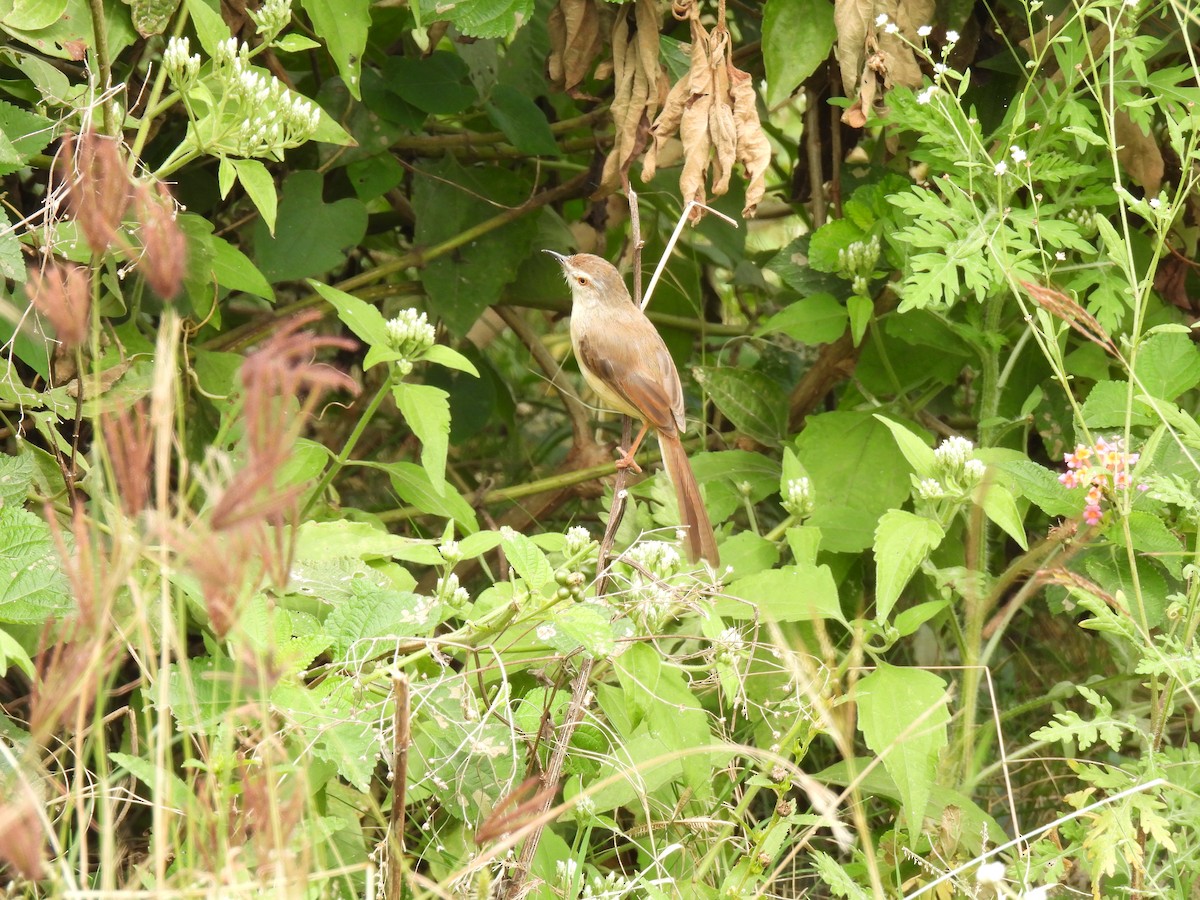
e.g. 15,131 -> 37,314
1,0 -> 1199,896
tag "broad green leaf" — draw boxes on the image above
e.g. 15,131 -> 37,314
183,0 -> 229,56
1080,380 -> 1154,429
271,675 -> 381,791
231,158 -> 277,236
484,84 -> 559,155
716,530 -> 780,580
0,452 -> 34,508
274,33 -> 321,52
386,53 -> 475,115
855,664 -> 950,846
1110,510 -> 1184,579
873,510 -> 943,623
763,0 -> 836,107
429,0 -> 534,37
999,459 -> 1083,518
393,382 -> 450,496
2,0 -> 135,60
310,280 -> 391,356
976,483 -> 1028,550
499,527 -> 554,592
166,654 -> 242,733
412,157 -> 537,335
717,564 -> 843,622
325,583 -> 439,659
1133,332 -> 1200,400
0,506 -> 71,623
0,97 -> 53,177
371,460 -> 479,533
291,519 -> 414,561
208,234 -> 273,301
110,751 -> 192,810
808,218 -> 865,272
874,415 -> 937,480
756,293 -> 848,345
423,344 -> 480,376
253,171 -> 367,283
693,366 -> 787,447
544,602 -> 616,657
794,412 -> 913,553
299,0 -> 370,98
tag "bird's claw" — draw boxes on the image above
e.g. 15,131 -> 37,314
615,448 -> 642,474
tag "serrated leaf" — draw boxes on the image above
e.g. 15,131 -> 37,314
997,459 -> 1082,518
856,664 -> 950,846
717,564 -> 843,622
325,583 -> 439,659
271,676 -> 380,791
1133,332 -> 1200,401
500,528 -> 554,592
0,506 -> 72,624
693,366 -> 787,447
393,382 -> 450,495
0,452 -> 34,509
0,97 -> 53,177
543,602 -> 615,656
428,0 -> 534,37
873,510 -> 944,623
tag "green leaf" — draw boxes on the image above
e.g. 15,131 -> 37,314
500,528 -> 554,592
311,280 -> 389,353
253,171 -> 367,283
183,0 -> 229,56
976,483 -> 1028,550
893,599 -> 949,637
325,583 -> 439,659
208,234 -> 274,301
999,459 -> 1083,518
110,751 -> 192,810
484,84 -> 559,155
385,52 -> 475,115
0,626 -> 34,678
1081,380 -> 1155,428
762,0 -> 836,107
0,208 -> 23,280
424,0 -> 534,37
271,675 -> 381,791
0,506 -> 72,624
874,416 -> 937,480
693,366 -> 787,447
544,602 -> 616,656
1133,332 -> 1200,401
873,510 -> 943,623
0,97 -> 53,177
392,382 -> 451,496
755,293 -> 848,345
423,344 -> 480,376
847,294 -> 872,345
274,33 -> 321,52
794,412 -> 913,553
808,218 -> 865,272
413,157 -> 538,334
717,564 -> 843,622
298,0 -> 370,99
231,158 -> 277,236
370,460 -> 479,532
855,664 -> 950,846
0,452 -> 34,509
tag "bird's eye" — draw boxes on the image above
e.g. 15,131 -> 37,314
576,275 -> 589,286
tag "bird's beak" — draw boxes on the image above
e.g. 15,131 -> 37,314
542,249 -> 569,265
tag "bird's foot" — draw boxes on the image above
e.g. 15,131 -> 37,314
615,448 -> 643,474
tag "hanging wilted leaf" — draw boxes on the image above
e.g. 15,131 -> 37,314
548,0 -> 608,97
835,0 -> 931,126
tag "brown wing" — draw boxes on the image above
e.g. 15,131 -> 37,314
576,314 -> 684,434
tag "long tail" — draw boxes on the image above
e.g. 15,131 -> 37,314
658,431 -> 719,567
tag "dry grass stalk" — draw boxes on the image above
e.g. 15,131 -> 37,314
58,130 -> 132,253
27,260 -> 91,350
179,313 -> 357,635
133,181 -> 187,300
1021,280 -> 1119,356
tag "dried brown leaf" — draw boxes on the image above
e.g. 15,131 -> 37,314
548,0 -> 606,97
1115,110 -> 1163,195
729,66 -> 771,217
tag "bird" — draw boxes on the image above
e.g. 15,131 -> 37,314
544,250 -> 719,566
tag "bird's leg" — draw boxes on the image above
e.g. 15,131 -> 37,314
615,421 -> 650,474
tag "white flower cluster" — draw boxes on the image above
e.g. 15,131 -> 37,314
385,308 -> 437,372
836,234 -> 882,294
782,476 -> 815,518
249,0 -> 292,37
626,540 -> 683,579
162,36 -> 200,86
580,870 -> 634,898
226,59 -> 321,156
921,435 -> 987,500
436,572 -> 470,609
565,525 -> 594,558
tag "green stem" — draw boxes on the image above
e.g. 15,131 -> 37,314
301,369 -> 396,517
129,11 -> 191,161
85,0 -> 116,136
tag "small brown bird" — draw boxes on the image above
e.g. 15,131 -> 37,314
545,250 -> 719,566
